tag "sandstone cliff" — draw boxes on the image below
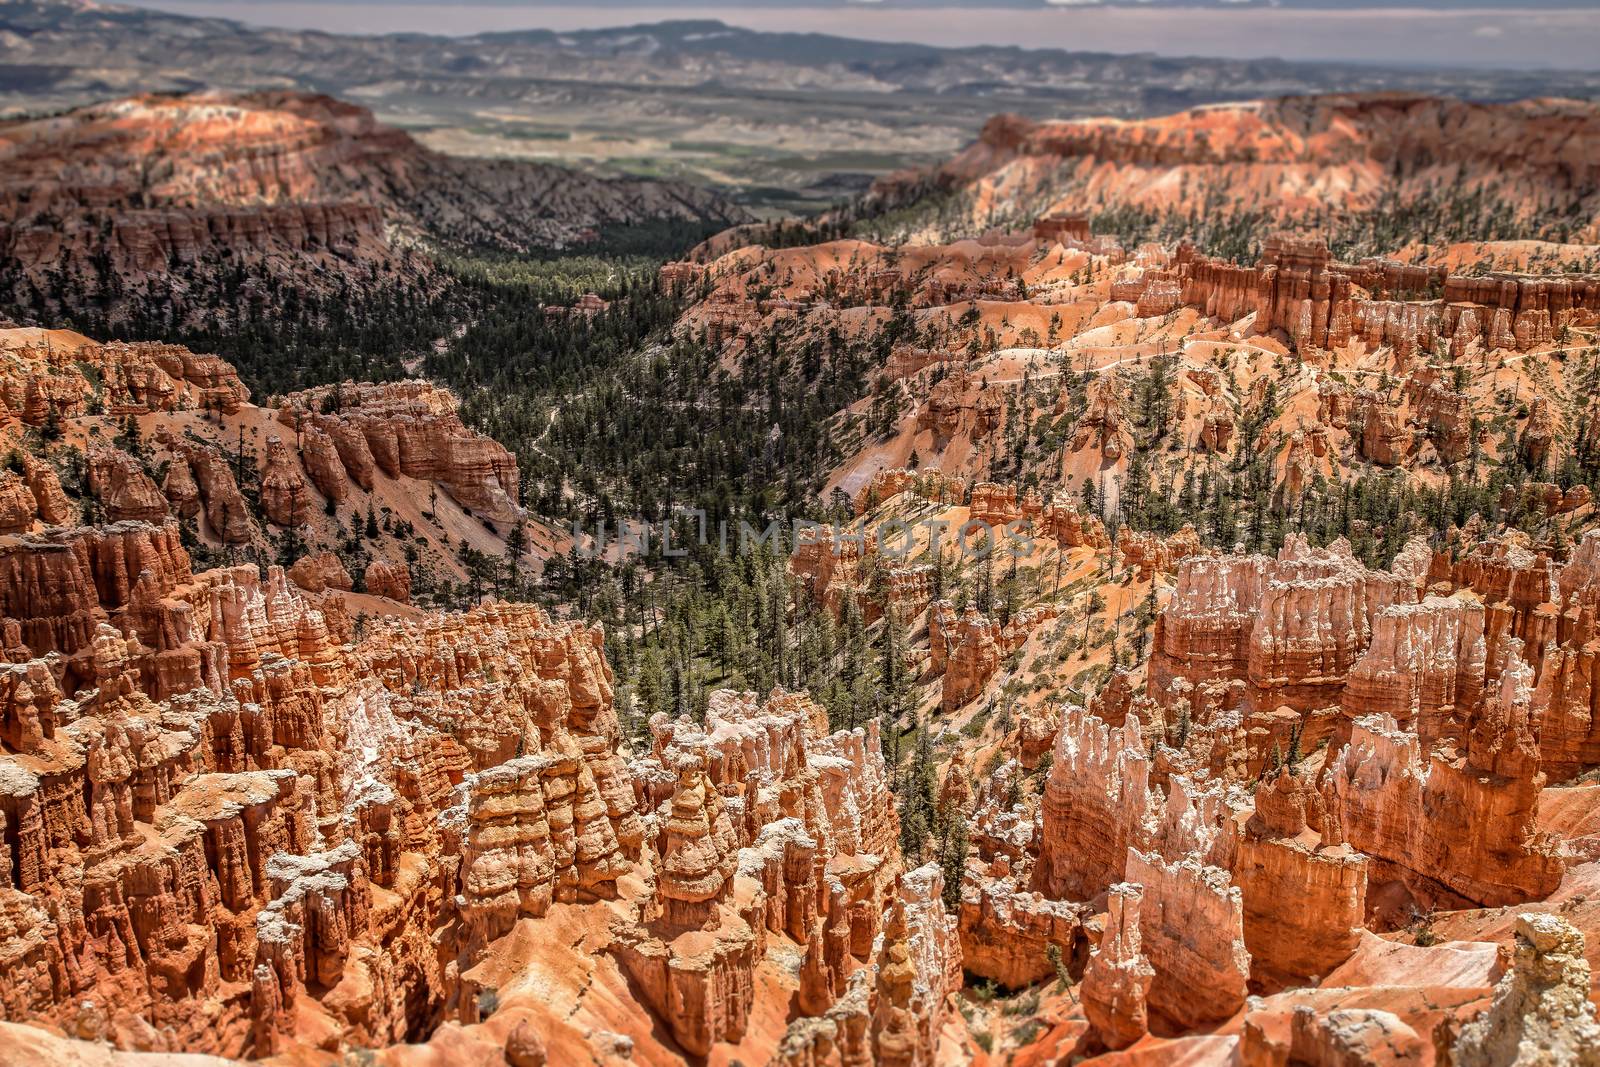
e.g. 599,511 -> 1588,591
870,96 -> 1600,245
0,90 -> 746,327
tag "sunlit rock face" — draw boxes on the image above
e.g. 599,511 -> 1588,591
0,517 -> 644,1056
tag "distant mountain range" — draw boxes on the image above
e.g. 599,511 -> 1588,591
3,0 -> 1599,211
5,2 -> 1597,109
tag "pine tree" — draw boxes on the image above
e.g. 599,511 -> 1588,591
898,721 -> 936,863
881,607 -> 906,709
977,546 -> 995,615
504,519 -> 527,587
636,648 -> 667,720
1262,739 -> 1283,782
1001,550 -> 1019,624
938,815 -> 968,912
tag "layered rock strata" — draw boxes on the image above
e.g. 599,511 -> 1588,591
1,334 -> 247,427
1035,706 -> 1153,900
1081,883 -> 1155,1050
611,757 -> 759,1057
774,865 -> 962,1067
279,381 -> 521,524
1235,768 -> 1368,989
957,862 -> 1081,990
1323,650 -> 1563,907
0,520 -> 650,1057
1149,536 -> 1416,765
932,602 -> 1058,713
1156,236 -> 1600,356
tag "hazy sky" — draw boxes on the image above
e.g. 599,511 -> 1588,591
116,1 -> 1600,69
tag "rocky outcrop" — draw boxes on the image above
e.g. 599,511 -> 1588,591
19,454 -> 71,527
1340,594 -> 1486,750
854,466 -> 966,514
298,423 -> 349,504
917,372 -> 971,439
1500,481 -> 1592,519
957,862 -> 1081,989
792,521 -> 938,625
258,436 -> 313,527
0,457 -> 71,534
1082,883 -> 1156,1051
0,519 -> 191,657
1427,538 -> 1553,676
1148,537 -> 1414,767
776,866 -> 961,1067
1522,397 -> 1559,469
1035,706 -> 1152,900
871,885 -> 932,1067
1520,530 -> 1600,780
657,759 -> 741,931
280,381 -> 521,524
790,525 -> 871,618
0,333 -> 248,426
1125,845 -> 1251,1029
1405,366 -> 1477,463
645,687 -> 897,866
624,687 -> 921,1058
364,560 -> 411,604
160,455 -> 201,519
1245,540 -> 1410,717
86,446 -> 167,523
611,755 -> 758,1057
939,606 -> 1001,712
932,602 -> 1057,713
288,551 -> 353,594
1119,523 -> 1206,581
1247,1007 -> 1427,1067
1070,377 -> 1134,462
0,471 -> 35,533
1168,236 -> 1600,357
968,481 -> 1026,527
1236,769 -> 1368,989
1277,427 -> 1330,510
165,438 -> 256,544
458,749 -> 623,942
966,760 -> 1036,868
1045,503 -> 1110,550
1148,552 -> 1274,702
0,91 -> 742,329
0,514 -> 660,1059
0,559 -> 336,1052
1453,913 -> 1600,1067
1324,648 -> 1563,908
1361,399 -> 1410,467
1199,396 -> 1235,453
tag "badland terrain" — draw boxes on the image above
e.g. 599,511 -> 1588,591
2,5 -> 1600,1067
